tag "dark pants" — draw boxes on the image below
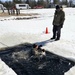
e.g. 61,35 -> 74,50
52,25 -> 61,39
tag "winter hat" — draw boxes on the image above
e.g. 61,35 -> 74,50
56,5 -> 60,9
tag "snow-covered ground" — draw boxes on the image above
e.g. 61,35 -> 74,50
0,59 -> 17,75
0,8 -> 75,75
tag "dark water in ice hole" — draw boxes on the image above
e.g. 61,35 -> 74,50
0,43 -> 75,75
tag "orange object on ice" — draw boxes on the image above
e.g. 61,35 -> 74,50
45,27 -> 49,34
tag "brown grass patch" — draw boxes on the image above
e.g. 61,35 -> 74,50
0,12 -> 39,17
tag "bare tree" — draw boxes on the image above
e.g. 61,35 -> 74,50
62,0 -> 68,5
69,0 -> 73,7
53,0 -> 60,5
13,0 -> 22,3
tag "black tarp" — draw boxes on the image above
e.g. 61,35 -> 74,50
0,43 -> 75,75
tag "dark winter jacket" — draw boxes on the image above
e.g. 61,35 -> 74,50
53,9 -> 65,27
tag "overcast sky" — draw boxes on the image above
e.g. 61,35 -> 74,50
1,0 -> 75,3
1,0 -> 12,2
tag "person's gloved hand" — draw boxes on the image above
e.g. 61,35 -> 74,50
38,45 -> 42,48
60,24 -> 63,28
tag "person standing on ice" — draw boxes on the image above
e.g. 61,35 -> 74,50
50,5 -> 65,41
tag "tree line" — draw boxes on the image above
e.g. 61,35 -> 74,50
0,0 -> 74,9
